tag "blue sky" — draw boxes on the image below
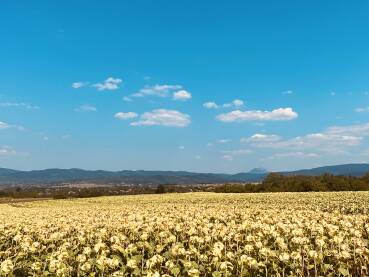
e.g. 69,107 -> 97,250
1,1 -> 369,173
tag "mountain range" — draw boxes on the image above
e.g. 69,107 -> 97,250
1,163 -> 369,185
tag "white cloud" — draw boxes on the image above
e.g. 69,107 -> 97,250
0,146 -> 17,156
0,102 -> 39,109
179,145 -> 185,150
204,99 -> 244,109
131,109 -> 191,127
241,133 -> 281,143
232,99 -> 244,107
203,102 -> 219,109
217,107 -> 298,122
114,112 -> 138,120
72,82 -> 89,89
74,105 -> 97,112
92,77 -> 122,91
223,99 -> 244,108
173,90 -> 192,101
133,84 -> 182,98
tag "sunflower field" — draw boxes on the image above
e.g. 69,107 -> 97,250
0,192 -> 368,276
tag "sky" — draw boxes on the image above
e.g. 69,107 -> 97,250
1,1 -> 369,173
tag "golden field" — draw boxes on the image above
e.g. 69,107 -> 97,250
0,192 -> 368,276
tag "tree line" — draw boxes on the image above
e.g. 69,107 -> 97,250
1,173 -> 369,200
213,173 -> 369,193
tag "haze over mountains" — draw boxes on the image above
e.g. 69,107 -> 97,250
1,164 -> 369,185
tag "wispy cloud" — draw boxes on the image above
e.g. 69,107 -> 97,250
217,107 -> 298,122
267,152 -> 319,159
0,122 -> 11,130
0,146 -> 17,156
72,82 -> 89,89
253,133 -> 360,149
123,96 -> 133,102
242,123 -> 369,155
326,123 -> 369,136
282,90 -> 293,95
223,155 -> 234,161
61,134 -> 72,140
0,102 -> 39,109
0,121 -> 24,131
130,84 -> 193,102
72,77 -> 122,91
74,105 -> 97,112
222,149 -> 252,156
355,107 -> 369,113
132,84 -> 182,98
217,139 -> 231,144
222,149 -> 252,161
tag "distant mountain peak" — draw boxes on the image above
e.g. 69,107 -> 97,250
248,168 -> 268,174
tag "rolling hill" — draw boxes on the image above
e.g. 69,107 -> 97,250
0,163 -> 369,185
